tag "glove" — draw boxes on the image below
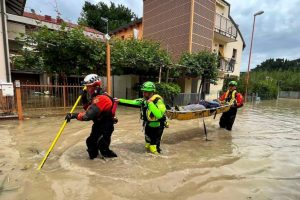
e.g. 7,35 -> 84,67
65,113 -> 78,123
80,89 -> 87,96
80,89 -> 89,105
80,89 -> 87,99
113,117 -> 118,124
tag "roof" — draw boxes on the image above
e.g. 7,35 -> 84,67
110,18 -> 142,35
5,0 -> 26,15
23,12 -> 104,35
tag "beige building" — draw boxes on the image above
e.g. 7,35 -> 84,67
1,0 -> 104,84
6,11 -> 104,84
143,0 -> 245,99
110,18 -> 143,40
0,0 -> 26,83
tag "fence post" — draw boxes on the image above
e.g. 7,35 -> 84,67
15,80 -> 23,120
63,86 -> 66,112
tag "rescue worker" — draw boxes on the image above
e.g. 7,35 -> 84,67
65,74 -> 118,159
219,81 -> 243,131
119,81 -> 167,155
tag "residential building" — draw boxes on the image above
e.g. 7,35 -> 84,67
110,18 -> 143,40
6,11 -> 104,84
143,0 -> 245,98
1,0 -> 26,83
111,0 -> 245,99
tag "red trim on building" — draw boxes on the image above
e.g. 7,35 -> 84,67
23,12 -> 103,35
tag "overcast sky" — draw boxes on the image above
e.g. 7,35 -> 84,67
25,0 -> 300,71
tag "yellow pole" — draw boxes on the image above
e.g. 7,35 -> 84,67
37,86 -> 86,170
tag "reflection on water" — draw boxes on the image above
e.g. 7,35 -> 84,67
0,99 -> 300,200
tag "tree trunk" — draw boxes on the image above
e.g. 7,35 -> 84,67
197,76 -> 202,102
200,77 -> 206,100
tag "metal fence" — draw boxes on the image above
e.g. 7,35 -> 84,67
279,91 -> 300,99
215,13 -> 237,39
245,93 -> 277,102
219,57 -> 235,73
173,93 -> 202,106
0,92 -> 16,116
20,84 -> 82,117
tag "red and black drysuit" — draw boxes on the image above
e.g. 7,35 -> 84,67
219,90 -> 243,131
71,91 -> 118,159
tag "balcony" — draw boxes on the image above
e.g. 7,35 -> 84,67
214,14 -> 237,43
219,57 -> 235,73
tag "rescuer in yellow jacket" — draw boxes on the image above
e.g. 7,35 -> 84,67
119,81 -> 167,155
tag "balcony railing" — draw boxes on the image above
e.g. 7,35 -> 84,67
215,14 -> 237,40
219,57 -> 235,73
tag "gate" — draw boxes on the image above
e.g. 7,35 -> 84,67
20,84 -> 82,117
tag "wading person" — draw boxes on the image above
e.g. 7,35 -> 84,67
219,81 -> 243,131
119,81 -> 167,155
65,74 -> 118,159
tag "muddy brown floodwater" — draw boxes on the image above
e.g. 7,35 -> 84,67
0,99 -> 300,200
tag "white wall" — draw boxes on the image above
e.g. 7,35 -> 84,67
112,75 -> 139,99
102,75 -> 139,99
7,21 -> 25,40
0,12 -> 7,82
216,0 -> 229,17
223,34 -> 243,77
0,0 -> 10,83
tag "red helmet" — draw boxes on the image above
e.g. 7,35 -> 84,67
83,74 -> 102,87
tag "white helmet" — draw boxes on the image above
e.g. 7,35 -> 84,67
82,74 -> 102,87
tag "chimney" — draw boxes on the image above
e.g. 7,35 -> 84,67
45,15 -> 52,21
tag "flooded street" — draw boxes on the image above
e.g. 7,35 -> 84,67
1,99 -> 300,200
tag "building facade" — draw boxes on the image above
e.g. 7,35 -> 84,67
111,0 -> 245,98
5,11 -> 104,84
0,0 -> 27,83
110,18 -> 143,40
142,0 -> 245,98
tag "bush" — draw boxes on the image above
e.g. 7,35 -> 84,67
155,82 -> 181,106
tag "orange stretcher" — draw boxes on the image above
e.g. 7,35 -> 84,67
166,105 -> 230,120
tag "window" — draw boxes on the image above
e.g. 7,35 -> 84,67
232,48 -> 237,59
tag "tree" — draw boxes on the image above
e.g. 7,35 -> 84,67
14,29 -> 172,83
178,51 -> 219,98
78,1 -> 137,33
254,58 -> 300,71
237,57 -> 300,100
111,39 -> 172,76
14,24 -> 106,82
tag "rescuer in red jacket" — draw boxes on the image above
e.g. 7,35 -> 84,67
219,81 -> 243,131
65,74 -> 118,159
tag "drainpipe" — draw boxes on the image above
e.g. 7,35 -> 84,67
0,0 -> 11,82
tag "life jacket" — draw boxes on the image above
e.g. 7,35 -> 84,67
93,93 -> 118,121
140,95 -> 166,126
224,90 -> 237,105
